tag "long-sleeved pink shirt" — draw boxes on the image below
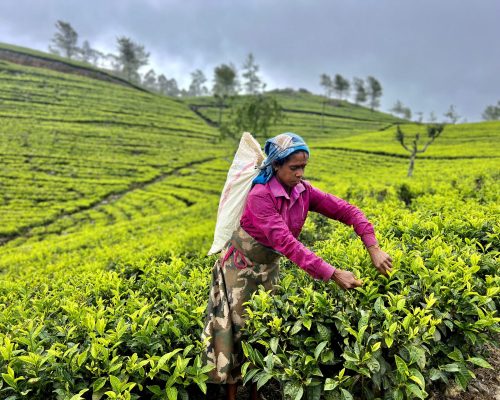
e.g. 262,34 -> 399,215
240,176 -> 378,281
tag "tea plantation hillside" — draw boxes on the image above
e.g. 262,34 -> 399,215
186,93 -> 498,156
0,52 -> 499,400
0,42 -> 141,89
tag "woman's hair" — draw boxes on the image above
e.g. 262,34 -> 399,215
273,150 -> 308,167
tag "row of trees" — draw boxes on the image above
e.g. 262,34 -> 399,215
48,20 -> 281,141
391,100 -> 500,123
49,21 -> 500,122
48,21 -> 265,98
319,74 -> 383,110
391,101 -> 463,124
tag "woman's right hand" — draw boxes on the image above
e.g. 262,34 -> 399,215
331,269 -> 363,290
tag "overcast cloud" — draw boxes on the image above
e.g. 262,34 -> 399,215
1,0 -> 499,122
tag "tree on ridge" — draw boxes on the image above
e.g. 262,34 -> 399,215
444,105 -> 460,124
49,20 -> 79,59
333,74 -> 350,100
78,40 -> 102,66
366,76 -> 383,111
188,69 -> 209,97
482,101 -> 500,120
319,74 -> 333,129
115,36 -> 149,84
242,53 -> 264,95
142,69 -> 157,91
213,63 -> 239,126
353,77 -> 367,105
391,100 -> 412,120
158,75 -> 180,97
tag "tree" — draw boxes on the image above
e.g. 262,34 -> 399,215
142,69 -> 157,91
221,95 -> 284,140
78,40 -> 101,65
444,105 -> 460,124
242,53 -> 264,94
319,74 -> 333,129
188,69 -> 208,97
158,75 -> 180,97
320,74 -> 333,99
366,76 -> 383,111
353,78 -> 367,105
396,124 -> 445,177
482,101 -> 500,120
115,36 -> 149,83
390,100 -> 412,120
333,74 -> 350,100
212,63 -> 239,125
49,20 -> 79,59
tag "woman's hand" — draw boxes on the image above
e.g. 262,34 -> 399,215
367,245 -> 393,276
331,269 -> 363,290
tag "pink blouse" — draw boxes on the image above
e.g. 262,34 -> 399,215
240,176 -> 378,281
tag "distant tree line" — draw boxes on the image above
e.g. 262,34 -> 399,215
48,21 -> 266,99
48,21 -> 499,123
319,73 -> 383,111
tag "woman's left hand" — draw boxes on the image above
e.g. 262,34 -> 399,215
367,245 -> 393,276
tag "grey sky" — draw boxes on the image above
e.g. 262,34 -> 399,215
1,0 -> 499,122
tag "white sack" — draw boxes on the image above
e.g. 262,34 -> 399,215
208,132 -> 265,255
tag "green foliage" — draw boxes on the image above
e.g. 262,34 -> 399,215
333,74 -> 350,100
241,178 -> 499,399
0,256 -> 216,399
366,76 -> 383,111
49,20 -> 79,59
220,95 -> 284,140
242,53 -> 264,95
115,37 -> 150,83
482,100 -> 500,121
391,100 -> 412,120
0,56 -> 498,399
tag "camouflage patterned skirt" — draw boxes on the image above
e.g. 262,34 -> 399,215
202,227 -> 281,384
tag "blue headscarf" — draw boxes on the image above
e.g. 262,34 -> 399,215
253,132 -> 309,185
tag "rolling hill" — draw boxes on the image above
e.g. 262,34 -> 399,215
0,45 -> 498,400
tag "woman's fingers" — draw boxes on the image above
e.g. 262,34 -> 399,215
370,249 -> 393,275
332,269 -> 363,290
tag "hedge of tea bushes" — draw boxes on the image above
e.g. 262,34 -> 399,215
0,255 -> 216,399
0,60 -> 228,238
241,175 -> 499,400
2,170 -> 497,399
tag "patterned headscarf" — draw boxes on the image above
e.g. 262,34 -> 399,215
252,132 -> 309,185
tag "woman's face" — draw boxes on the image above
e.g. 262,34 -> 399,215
274,151 -> 309,190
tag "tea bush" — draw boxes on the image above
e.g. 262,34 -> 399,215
242,178 -> 499,400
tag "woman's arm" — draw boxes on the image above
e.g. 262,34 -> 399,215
308,185 -> 378,247
308,185 -> 393,275
244,191 -> 336,281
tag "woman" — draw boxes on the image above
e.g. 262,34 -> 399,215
203,132 -> 392,400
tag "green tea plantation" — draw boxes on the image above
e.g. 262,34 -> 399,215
0,45 -> 498,400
